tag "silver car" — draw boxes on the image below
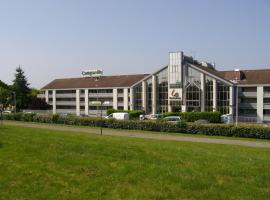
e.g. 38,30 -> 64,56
163,116 -> 181,122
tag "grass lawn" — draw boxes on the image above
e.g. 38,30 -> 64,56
0,125 -> 270,199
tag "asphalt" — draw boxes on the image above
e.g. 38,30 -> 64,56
3,120 -> 270,148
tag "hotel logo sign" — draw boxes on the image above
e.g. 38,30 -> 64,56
82,69 -> 103,78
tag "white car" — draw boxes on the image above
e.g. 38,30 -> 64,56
3,110 -> 12,114
105,112 -> 129,120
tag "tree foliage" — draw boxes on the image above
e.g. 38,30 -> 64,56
12,67 -> 31,110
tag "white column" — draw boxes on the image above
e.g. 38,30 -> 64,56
152,75 -> 157,114
142,81 -> 147,112
200,73 -> 205,112
123,88 -> 129,110
85,89 -> 89,115
45,90 -> 49,103
113,88 -> 118,109
257,86 -> 264,123
76,89 -> 80,116
213,79 -> 217,112
229,86 -> 234,115
52,90 -> 56,114
130,88 -> 134,110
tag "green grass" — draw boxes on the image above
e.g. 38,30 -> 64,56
0,125 -> 270,200
6,120 -> 270,143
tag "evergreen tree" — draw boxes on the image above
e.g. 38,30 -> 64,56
12,66 -> 31,110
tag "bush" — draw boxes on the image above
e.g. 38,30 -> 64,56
161,112 -> 221,123
180,112 -> 221,123
3,113 -> 270,140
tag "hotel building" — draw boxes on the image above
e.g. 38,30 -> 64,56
39,52 -> 270,123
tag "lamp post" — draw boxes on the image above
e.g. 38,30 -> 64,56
13,92 -> 16,114
0,104 -> 3,126
92,100 -> 110,136
235,86 -> 239,126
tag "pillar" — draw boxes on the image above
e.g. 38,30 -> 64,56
213,79 -> 217,112
229,86 -> 234,115
45,90 -> 49,103
200,73 -> 205,112
130,88 -> 134,110
142,81 -> 147,112
85,89 -> 89,115
76,89 -> 80,116
52,90 -> 56,114
113,89 -> 118,109
123,88 -> 129,110
257,86 -> 264,123
152,75 -> 157,114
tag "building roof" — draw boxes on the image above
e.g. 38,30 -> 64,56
42,74 -> 149,90
219,69 -> 270,85
189,61 -> 270,85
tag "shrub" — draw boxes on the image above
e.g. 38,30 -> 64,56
3,113 -> 270,140
180,112 -> 221,123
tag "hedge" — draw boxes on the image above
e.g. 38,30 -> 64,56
2,113 -> 270,139
162,112 -> 221,123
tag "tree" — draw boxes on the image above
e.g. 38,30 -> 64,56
0,80 -> 9,89
28,98 -> 51,110
12,67 -> 31,110
0,87 -> 12,108
27,88 -> 51,110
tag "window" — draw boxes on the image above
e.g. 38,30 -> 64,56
156,68 -> 168,113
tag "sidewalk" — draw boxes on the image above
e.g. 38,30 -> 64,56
3,120 -> 270,148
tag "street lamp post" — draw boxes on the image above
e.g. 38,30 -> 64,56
13,92 -> 16,114
235,86 -> 239,126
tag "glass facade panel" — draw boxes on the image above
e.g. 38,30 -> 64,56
146,78 -> 152,113
217,81 -> 230,114
185,66 -> 201,112
156,68 -> 168,113
205,76 -> 213,112
134,83 -> 142,110
169,52 -> 182,88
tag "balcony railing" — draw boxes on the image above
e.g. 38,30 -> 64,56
238,91 -> 257,97
264,103 -> 270,109
239,102 -> 257,108
264,92 -> 270,98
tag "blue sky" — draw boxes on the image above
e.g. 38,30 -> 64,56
0,0 -> 270,88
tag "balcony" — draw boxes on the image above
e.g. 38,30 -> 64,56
89,93 -> 113,98
264,92 -> 270,98
263,115 -> 270,122
238,91 -> 257,97
56,101 -> 76,106
264,103 -> 270,110
56,93 -> 76,98
239,102 -> 257,108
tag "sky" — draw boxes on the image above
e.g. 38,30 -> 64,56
0,0 -> 270,88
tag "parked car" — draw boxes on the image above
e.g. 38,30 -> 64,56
2,110 -> 12,114
194,119 -> 210,124
139,114 -> 145,120
221,114 -> 233,124
105,112 -> 129,120
163,116 -> 181,122
145,114 -> 163,120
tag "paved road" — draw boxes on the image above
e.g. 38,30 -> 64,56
3,121 -> 270,148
